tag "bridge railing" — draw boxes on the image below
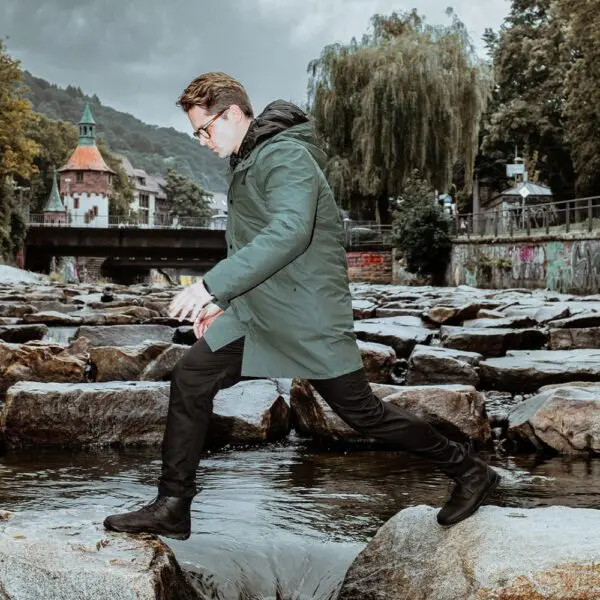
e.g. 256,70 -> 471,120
343,220 -> 394,248
26,213 -> 227,230
453,196 -> 600,239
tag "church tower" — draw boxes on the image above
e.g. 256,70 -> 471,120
58,103 -> 114,225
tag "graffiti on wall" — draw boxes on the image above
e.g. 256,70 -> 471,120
450,238 -> 600,293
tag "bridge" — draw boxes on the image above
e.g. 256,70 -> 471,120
23,213 -> 395,283
24,215 -> 228,281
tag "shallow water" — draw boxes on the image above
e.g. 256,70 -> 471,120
0,440 -> 599,598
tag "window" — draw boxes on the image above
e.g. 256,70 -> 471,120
76,172 -> 84,183
139,194 -> 149,208
74,197 -> 79,210
93,206 -> 98,216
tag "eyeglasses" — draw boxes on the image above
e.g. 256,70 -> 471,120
193,108 -> 228,140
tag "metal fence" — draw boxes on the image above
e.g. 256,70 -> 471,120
26,213 -> 227,230
454,196 -> 600,239
342,221 -> 395,248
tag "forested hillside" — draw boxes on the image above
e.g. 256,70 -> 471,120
22,72 -> 228,192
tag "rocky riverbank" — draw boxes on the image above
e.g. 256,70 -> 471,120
1,277 -> 600,598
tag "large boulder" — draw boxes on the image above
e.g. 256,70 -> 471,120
406,345 -> 481,387
550,311 -> 600,329
354,318 -> 434,358
75,324 -> 174,347
0,324 -> 48,343
338,505 -> 600,600
0,509 -> 199,600
549,327 -> 600,350
426,302 -> 480,325
140,344 -> 190,381
206,379 -> 291,447
291,380 -> 490,443
440,326 -> 547,357
0,340 -> 89,393
1,379 -> 290,449
357,339 -> 396,383
90,343 -> 171,381
479,349 -> 600,393
508,385 -> 600,453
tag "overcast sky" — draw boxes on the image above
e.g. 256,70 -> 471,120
2,0 -> 509,133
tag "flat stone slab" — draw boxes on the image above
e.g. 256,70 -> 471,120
440,326 -> 547,357
0,324 -> 48,343
508,384 -> 600,454
75,325 -> 175,347
0,509 -> 199,600
2,379 -> 290,449
354,318 -> 434,358
406,344 -> 481,387
549,327 -> 600,350
479,349 -> 600,393
338,505 -> 600,600
357,339 -> 396,384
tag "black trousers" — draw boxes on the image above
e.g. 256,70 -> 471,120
159,336 -> 470,498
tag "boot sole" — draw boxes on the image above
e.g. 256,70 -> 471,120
438,471 -> 501,528
104,520 -> 191,541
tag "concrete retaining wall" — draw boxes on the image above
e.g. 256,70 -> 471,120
448,234 -> 600,294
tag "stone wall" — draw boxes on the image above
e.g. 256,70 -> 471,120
448,234 -> 600,294
347,250 -> 393,283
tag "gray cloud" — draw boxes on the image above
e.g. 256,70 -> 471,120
2,0 -> 509,132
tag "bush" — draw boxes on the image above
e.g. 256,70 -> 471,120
392,175 -> 452,284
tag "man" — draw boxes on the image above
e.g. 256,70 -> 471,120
104,72 -> 499,540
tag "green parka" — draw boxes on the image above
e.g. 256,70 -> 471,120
202,101 -> 363,378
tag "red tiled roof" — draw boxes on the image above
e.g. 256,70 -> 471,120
58,145 -> 115,173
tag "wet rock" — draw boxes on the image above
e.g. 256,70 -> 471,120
475,308 -> 505,319
352,299 -> 377,320
0,341 -> 89,393
533,304 -> 571,324
406,344 -> 481,386
0,302 -> 35,317
479,350 -> 600,393
291,380 -> 490,443
100,305 -> 161,321
338,505 -> 600,600
375,307 -> 424,318
21,311 -> 84,325
440,326 -> 547,357
462,316 -> 537,329
207,379 -> 291,447
426,302 -> 480,325
2,379 -> 290,449
90,343 -> 171,381
29,300 -> 78,314
549,327 -> 600,350
0,509 -> 198,600
508,385 -> 600,454
357,340 -> 396,383
75,324 -> 174,347
79,313 -> 139,326
140,344 -> 190,381
551,311 -> 600,329
354,318 -> 434,358
0,324 -> 48,343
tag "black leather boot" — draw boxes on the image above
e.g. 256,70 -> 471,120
103,495 -> 192,540
437,445 -> 500,527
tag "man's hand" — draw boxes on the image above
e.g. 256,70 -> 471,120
193,303 -> 224,339
168,282 -> 213,322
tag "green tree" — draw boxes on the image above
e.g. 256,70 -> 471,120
555,0 -> 600,196
25,114 -> 78,212
0,40 -> 40,261
482,0 -> 575,200
165,168 -> 214,221
392,173 -> 452,284
308,9 -> 492,223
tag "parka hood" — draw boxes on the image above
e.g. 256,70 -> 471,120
230,100 -> 327,170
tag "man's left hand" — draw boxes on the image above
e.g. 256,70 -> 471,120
168,282 -> 214,322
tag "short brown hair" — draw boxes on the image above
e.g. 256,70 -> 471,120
176,72 -> 254,118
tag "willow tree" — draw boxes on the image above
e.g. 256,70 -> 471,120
307,9 -> 492,222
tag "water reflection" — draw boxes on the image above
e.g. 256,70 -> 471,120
0,443 -> 599,599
